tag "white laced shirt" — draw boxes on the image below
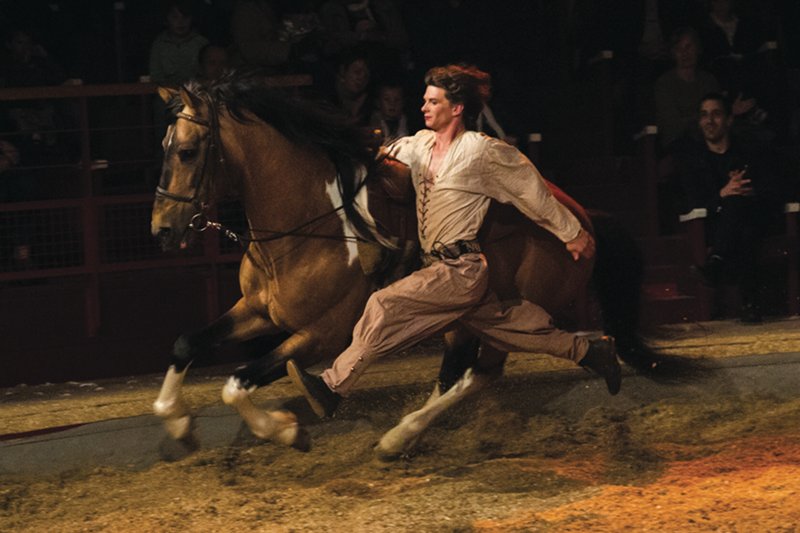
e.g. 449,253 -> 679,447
388,130 -> 582,254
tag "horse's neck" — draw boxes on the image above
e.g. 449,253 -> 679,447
225,119 -> 338,236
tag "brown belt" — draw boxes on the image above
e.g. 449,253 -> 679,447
421,239 -> 482,267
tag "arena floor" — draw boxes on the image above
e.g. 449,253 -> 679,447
2,317 -> 800,531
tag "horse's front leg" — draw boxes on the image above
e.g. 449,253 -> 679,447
220,331 -> 321,451
153,297 -> 278,440
375,340 -> 507,460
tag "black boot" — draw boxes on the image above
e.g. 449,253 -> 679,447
286,359 -> 341,418
579,336 -> 621,395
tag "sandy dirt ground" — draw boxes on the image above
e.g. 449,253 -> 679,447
2,319 -> 800,532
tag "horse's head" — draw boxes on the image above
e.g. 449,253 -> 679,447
151,86 -> 219,251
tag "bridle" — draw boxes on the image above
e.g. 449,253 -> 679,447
155,105 -> 222,206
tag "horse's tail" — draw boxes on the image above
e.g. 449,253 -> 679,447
590,211 -> 699,376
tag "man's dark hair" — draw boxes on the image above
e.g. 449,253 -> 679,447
699,92 -> 732,116
424,64 -> 490,129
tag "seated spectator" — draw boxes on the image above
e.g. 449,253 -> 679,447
369,81 -> 410,144
229,0 -> 291,74
673,92 -> 783,323
318,0 -> 408,80
326,48 -> 372,126
655,26 -> 758,152
0,27 -> 66,88
197,44 -> 230,84
655,27 -> 724,151
700,0 -> 786,142
700,0 -> 763,86
278,1 -> 325,74
148,0 -> 209,87
0,27 -> 70,161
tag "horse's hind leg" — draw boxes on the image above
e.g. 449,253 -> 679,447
376,338 -> 506,460
436,329 -> 481,396
154,297 -> 279,440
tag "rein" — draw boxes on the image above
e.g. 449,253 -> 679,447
159,98 -> 373,247
189,203 -> 366,246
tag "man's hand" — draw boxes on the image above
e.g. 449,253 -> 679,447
732,93 -> 756,116
720,168 -> 753,197
566,228 -> 595,261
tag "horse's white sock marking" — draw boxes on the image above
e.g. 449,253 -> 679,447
221,376 -> 298,444
376,369 -> 491,457
153,365 -> 192,440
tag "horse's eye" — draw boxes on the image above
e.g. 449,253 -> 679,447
178,148 -> 198,162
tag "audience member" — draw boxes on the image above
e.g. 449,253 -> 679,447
700,0 -> 789,142
197,44 -> 230,83
654,27 -> 757,152
326,48 -> 373,126
673,92 -> 783,322
229,0 -> 291,74
588,0 -> 707,148
318,0 -> 408,80
0,27 -> 66,88
0,27 -> 70,162
369,81 -> 410,144
583,0 -> 706,78
700,0 -> 763,85
277,1 -> 325,74
148,0 -> 209,87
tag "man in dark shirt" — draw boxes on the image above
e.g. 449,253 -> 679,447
674,92 -> 780,322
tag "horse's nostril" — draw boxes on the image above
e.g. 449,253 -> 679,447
157,228 -> 171,240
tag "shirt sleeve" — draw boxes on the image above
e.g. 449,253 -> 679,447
384,130 -> 430,168
480,139 -> 582,243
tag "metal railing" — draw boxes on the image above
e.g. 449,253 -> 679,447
0,76 -> 311,337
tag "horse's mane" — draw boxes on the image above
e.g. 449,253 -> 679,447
181,74 -> 374,170
177,73 -> 380,244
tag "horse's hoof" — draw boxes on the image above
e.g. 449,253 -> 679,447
163,414 -> 193,440
373,443 -> 402,462
291,427 -> 312,452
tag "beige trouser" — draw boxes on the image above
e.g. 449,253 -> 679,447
322,253 -> 589,396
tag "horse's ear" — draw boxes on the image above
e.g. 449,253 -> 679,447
157,86 -> 177,104
179,86 -> 202,111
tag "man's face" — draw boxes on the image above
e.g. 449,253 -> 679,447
699,99 -> 732,143
420,86 -> 461,131
673,34 -> 698,69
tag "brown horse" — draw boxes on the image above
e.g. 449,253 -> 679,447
151,76 -> 672,456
